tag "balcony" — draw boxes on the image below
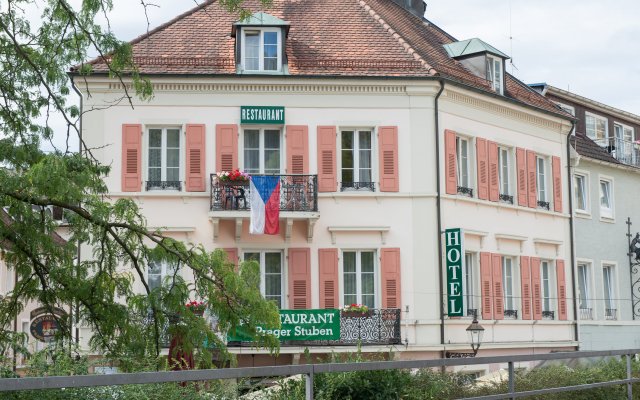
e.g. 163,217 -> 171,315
595,137 -> 640,167
579,307 -> 593,320
228,309 -> 402,347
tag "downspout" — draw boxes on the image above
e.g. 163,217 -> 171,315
566,120 -> 579,349
434,79 -> 446,352
71,76 -> 83,345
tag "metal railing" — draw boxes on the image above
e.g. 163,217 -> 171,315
146,180 -> 181,191
541,311 -> 555,320
209,174 -> 318,212
458,186 -> 474,197
228,309 -> 401,347
595,136 -> 640,167
1,349 -> 638,400
340,181 -> 375,191
606,308 -> 618,320
579,307 -> 593,320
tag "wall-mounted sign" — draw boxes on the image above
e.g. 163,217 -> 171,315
445,228 -> 464,317
228,309 -> 340,342
241,106 -> 285,125
30,314 -> 61,343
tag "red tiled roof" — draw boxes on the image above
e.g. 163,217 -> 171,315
570,133 -> 621,166
80,0 -> 568,117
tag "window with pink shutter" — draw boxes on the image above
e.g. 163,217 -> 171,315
121,124 -> 142,192
185,124 -> 206,192
215,124 -> 238,173
520,256 -> 532,320
492,254 -> 504,320
245,251 -> 285,308
556,260 -> 568,320
378,126 -> 399,192
488,141 -> 499,201
444,130 -> 457,195
288,248 -> 311,310
526,150 -> 537,208
286,125 -> 309,175
480,252 -> 493,320
380,248 -> 401,309
552,156 -> 563,212
317,126 -> 337,192
319,249 -> 339,309
516,148 -> 527,206
476,138 -> 489,200
531,258 -> 542,320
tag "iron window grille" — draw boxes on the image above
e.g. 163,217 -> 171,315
537,200 -> 550,210
504,309 -> 518,319
340,182 -> 375,192
579,307 -> 593,320
605,308 -> 617,320
499,194 -> 514,204
146,181 -> 181,191
457,186 -> 474,197
542,311 -> 555,320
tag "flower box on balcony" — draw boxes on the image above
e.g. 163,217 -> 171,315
341,310 -> 373,318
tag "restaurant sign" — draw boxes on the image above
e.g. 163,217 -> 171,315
445,228 -> 464,317
228,309 -> 340,342
241,106 -> 285,124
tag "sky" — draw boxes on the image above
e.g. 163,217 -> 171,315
46,0 -> 640,150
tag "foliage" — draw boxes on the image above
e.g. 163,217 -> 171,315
0,0 -> 275,364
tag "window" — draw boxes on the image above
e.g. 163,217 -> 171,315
577,263 -> 592,319
244,251 -> 284,308
464,253 -> 476,316
613,123 -> 635,164
456,136 -> 471,193
147,260 -> 179,291
341,130 -> 373,191
241,29 -> 281,72
486,55 -> 503,94
602,265 -> 616,320
147,127 -> 181,191
343,250 -> 376,308
614,123 -> 634,142
585,112 -> 608,141
243,128 -> 282,174
536,156 -> 548,207
599,178 -> 613,219
498,147 -> 511,200
574,173 -> 589,213
541,261 -> 553,313
502,257 -> 515,316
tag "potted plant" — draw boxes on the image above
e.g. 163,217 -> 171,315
341,304 -> 372,318
216,169 -> 250,185
185,300 -> 206,317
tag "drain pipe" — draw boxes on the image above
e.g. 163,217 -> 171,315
71,76 -> 83,345
566,120 -> 579,349
434,79 -> 446,353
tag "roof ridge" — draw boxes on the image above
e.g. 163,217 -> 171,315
357,0 -> 437,76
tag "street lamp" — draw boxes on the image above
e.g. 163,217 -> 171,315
466,316 -> 485,356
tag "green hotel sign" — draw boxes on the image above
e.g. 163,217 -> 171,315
241,106 -> 285,124
228,309 -> 340,342
445,228 -> 464,317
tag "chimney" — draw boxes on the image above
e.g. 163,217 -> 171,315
390,0 -> 426,19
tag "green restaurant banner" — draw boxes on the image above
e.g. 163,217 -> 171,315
241,106 -> 285,124
445,228 -> 464,317
228,309 -> 340,342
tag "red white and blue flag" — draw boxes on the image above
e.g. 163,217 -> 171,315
250,176 -> 280,235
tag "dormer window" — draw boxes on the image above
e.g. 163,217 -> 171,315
486,54 -> 503,94
233,12 -> 289,74
242,29 -> 281,72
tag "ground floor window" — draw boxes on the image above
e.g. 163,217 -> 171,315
343,250 -> 376,308
244,251 -> 284,308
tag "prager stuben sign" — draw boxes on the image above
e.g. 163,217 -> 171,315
445,228 -> 464,317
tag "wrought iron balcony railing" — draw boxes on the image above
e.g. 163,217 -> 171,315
595,137 -> 640,167
579,307 -> 593,320
340,181 -> 375,192
457,186 -> 473,197
210,174 -> 318,212
500,194 -> 514,204
146,181 -> 181,191
467,308 -> 478,318
542,310 -> 555,320
504,309 -> 518,319
537,200 -> 550,210
228,309 -> 401,347
605,308 -> 617,320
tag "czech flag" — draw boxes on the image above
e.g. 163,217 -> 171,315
250,176 -> 280,235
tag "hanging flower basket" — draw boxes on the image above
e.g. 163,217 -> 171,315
186,300 -> 206,317
217,169 -> 250,184
341,304 -> 372,318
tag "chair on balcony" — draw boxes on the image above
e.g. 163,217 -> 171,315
224,187 -> 247,210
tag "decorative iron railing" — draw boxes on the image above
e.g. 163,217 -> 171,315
228,309 -> 401,347
340,181 -> 375,192
605,308 -> 617,320
209,174 -> 318,212
579,307 -> 593,320
499,194 -> 514,204
537,200 -> 550,210
467,308 -> 478,318
542,310 -> 555,320
504,309 -> 518,319
596,137 -> 640,168
146,181 -> 181,191
457,186 -> 473,197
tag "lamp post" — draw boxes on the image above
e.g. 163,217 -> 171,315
466,316 -> 485,356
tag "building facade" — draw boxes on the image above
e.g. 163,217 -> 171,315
10,0 -> 578,370
533,83 -> 640,350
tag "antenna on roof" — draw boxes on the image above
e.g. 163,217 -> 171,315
508,0 -> 519,74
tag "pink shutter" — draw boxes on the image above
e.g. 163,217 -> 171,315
531,258 -> 542,320
286,125 -> 309,174
185,124 -> 206,192
121,124 -> 142,192
552,156 -> 563,213
317,126 -> 337,192
318,249 -> 339,309
488,141 -> 499,201
526,150 -> 537,208
380,248 -> 401,309
520,256 -> 532,320
215,124 -> 238,172
480,252 -> 493,320
444,130 -> 457,195
224,248 -> 239,271
288,248 -> 311,309
556,259 -> 568,320
492,254 -> 504,320
476,138 -> 489,200
379,126 -> 400,192
516,148 -> 527,206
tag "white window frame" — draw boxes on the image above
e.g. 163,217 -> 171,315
147,259 -> 179,292
338,128 -> 375,191
585,111 -> 608,141
573,171 -> 590,216
456,136 -> 471,191
540,260 -> 555,313
463,252 -> 477,317
240,28 -> 282,73
502,256 -> 517,315
145,126 -> 183,190
340,249 -> 379,309
242,250 -> 285,308
486,54 -> 504,95
577,262 -> 592,316
614,122 -> 635,142
536,155 -> 548,205
498,146 -> 512,198
240,127 -> 283,174
598,176 -> 614,221
601,263 -> 617,320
